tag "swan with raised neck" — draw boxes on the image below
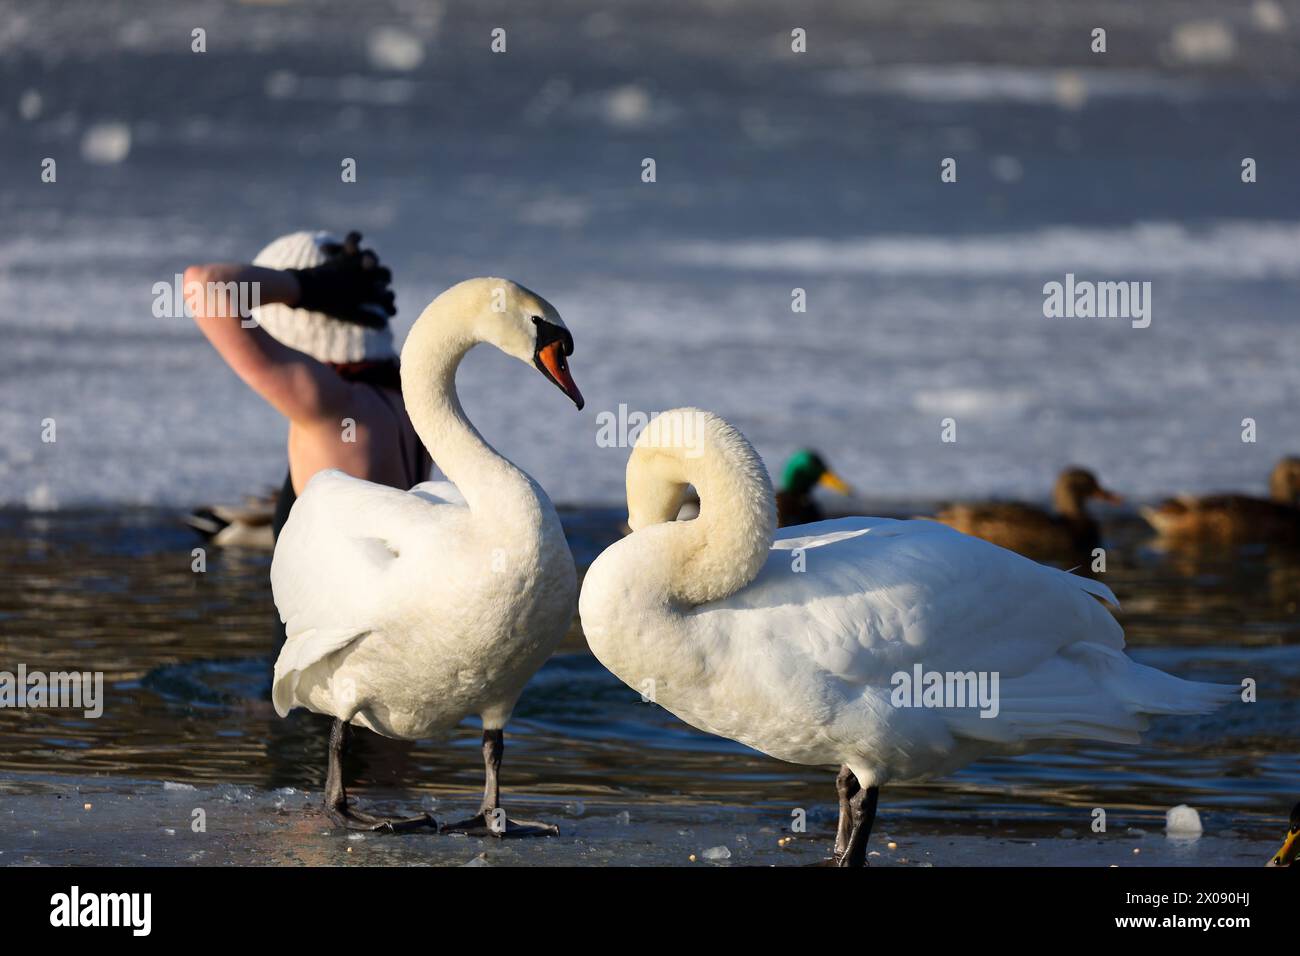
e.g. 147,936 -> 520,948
270,276 -> 583,834
399,277 -> 582,519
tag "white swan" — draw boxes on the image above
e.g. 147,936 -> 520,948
579,409 -> 1235,866
271,277 -> 584,836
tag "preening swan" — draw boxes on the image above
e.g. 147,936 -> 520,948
579,409 -> 1234,866
271,277 -> 583,836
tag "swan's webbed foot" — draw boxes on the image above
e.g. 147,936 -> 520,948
440,811 -> 558,839
322,717 -> 436,834
327,801 -> 436,834
440,727 -> 558,838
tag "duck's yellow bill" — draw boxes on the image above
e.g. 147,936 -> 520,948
1268,828 -> 1299,867
818,471 -> 853,495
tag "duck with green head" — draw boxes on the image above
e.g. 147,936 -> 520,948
776,449 -> 853,527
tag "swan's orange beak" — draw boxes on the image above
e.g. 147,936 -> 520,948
536,340 -> 584,410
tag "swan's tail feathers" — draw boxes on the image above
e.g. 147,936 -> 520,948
945,642 -> 1234,748
1065,642 -> 1238,716
1072,573 -> 1119,608
271,626 -> 367,718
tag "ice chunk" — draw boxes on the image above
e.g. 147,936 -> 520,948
367,28 -> 423,72
19,89 -> 42,121
81,123 -> 132,164
1165,804 -> 1203,836
701,845 -> 731,861
603,85 -> 652,128
1168,21 -> 1236,65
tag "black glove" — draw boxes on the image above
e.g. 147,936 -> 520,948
288,231 -> 396,328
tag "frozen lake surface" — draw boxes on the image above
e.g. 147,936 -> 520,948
0,508 -> 1295,866
1,0 -> 1299,509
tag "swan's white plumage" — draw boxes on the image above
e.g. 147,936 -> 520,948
270,279 -> 578,742
271,469 -> 469,725
580,409 -> 1234,789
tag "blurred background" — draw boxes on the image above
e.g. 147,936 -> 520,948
1,0 -> 1298,508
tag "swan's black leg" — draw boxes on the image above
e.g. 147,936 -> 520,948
833,764 -> 862,863
838,785 -> 879,868
440,729 -> 558,838
803,765 -> 863,866
324,718 -> 436,833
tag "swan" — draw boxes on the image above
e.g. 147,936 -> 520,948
579,409 -> 1234,866
930,467 -> 1121,562
271,277 -> 584,836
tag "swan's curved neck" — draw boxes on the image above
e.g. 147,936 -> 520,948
626,413 -> 775,607
400,313 -> 530,519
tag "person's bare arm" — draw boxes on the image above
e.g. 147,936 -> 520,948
184,263 -> 351,424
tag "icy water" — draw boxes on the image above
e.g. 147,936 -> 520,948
3,0 -> 1300,509
0,507 -> 1295,866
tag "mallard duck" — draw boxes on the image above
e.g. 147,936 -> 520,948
1268,801 -> 1300,867
1142,457 -> 1300,543
655,449 -> 851,527
185,491 -> 278,550
775,449 -> 852,527
932,467 -> 1121,561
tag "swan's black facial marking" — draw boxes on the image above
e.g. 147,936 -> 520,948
531,315 -> 574,356
531,316 -> 583,409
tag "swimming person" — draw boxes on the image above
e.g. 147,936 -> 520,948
185,231 -> 432,547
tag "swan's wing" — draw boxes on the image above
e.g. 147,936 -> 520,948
701,518 -> 1131,737
715,518 -> 1233,750
270,469 -> 467,717
410,479 -> 466,508
736,516 -> 1120,678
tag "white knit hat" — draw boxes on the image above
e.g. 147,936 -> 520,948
249,231 -> 398,364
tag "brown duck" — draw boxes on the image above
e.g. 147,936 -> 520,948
932,467 -> 1121,561
1141,456 -> 1300,543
